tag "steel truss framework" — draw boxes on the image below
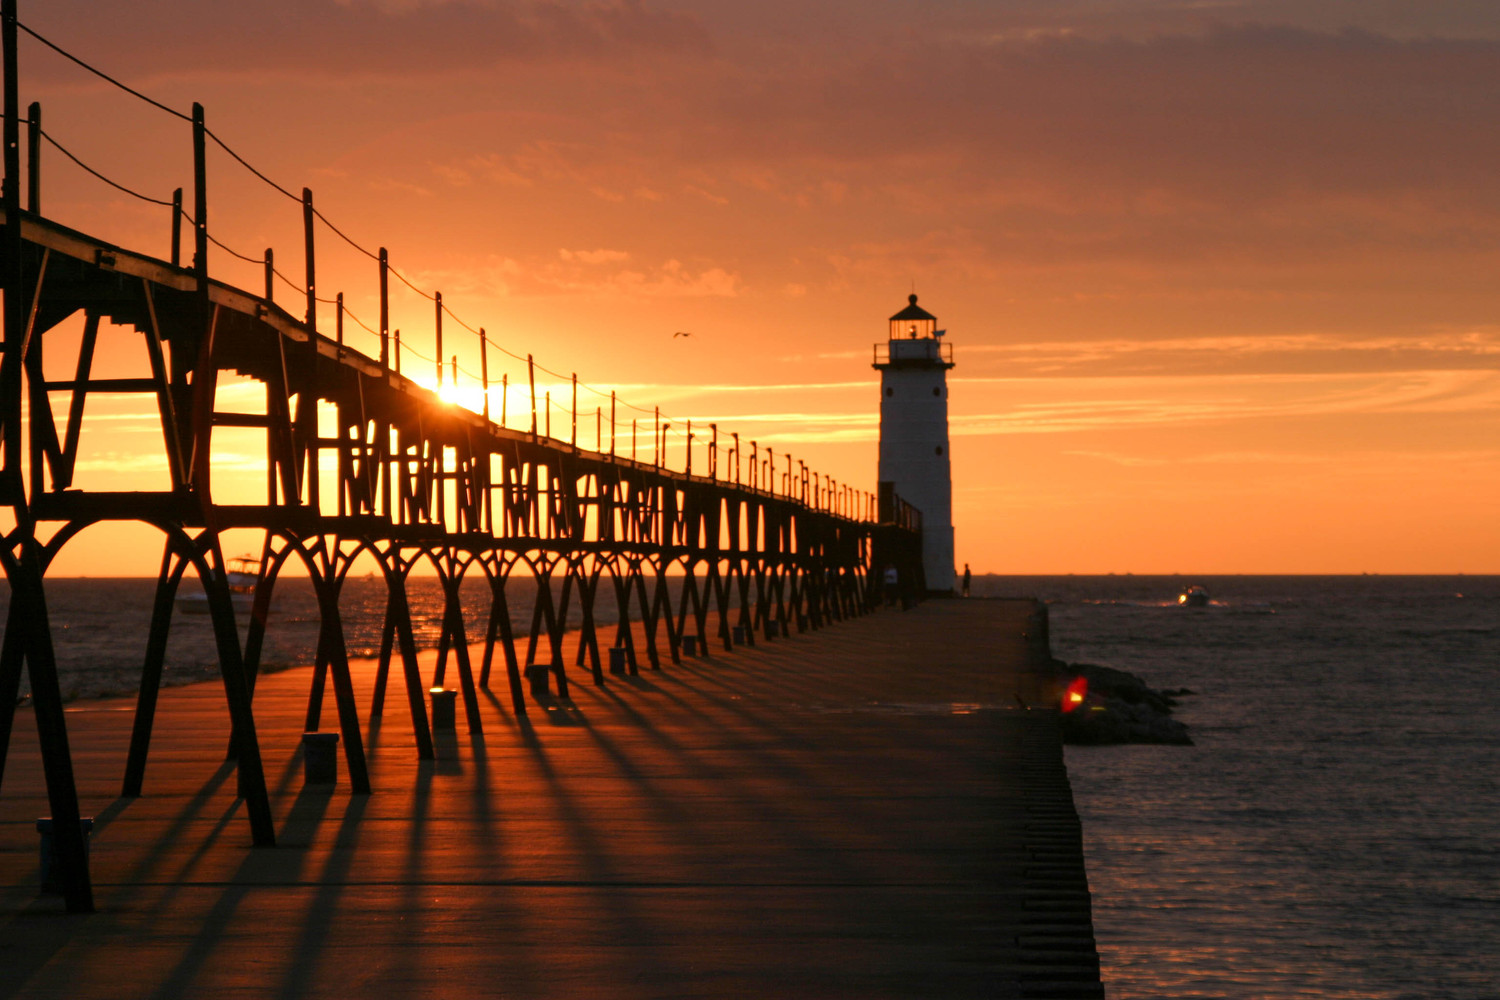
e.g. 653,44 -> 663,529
0,210 -> 926,912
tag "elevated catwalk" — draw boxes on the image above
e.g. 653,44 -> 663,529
0,599 -> 1102,999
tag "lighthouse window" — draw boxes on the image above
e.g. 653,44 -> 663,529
885,387 -> 894,397
932,387 -> 940,397
935,446 -> 944,456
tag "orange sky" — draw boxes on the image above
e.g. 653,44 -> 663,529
9,0 -> 1500,575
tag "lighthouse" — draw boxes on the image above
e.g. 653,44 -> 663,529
873,294 -> 955,593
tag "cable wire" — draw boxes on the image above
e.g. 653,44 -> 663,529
312,208 -> 380,262
386,263 -> 436,301
340,303 -> 377,337
17,21 -> 191,122
40,130 -> 177,208
273,267 -> 302,295
202,128 -> 301,203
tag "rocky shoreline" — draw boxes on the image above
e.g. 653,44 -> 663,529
1054,661 -> 1194,745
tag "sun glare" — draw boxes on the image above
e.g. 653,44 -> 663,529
436,384 -> 486,412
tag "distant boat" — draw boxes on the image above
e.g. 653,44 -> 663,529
1178,584 -> 1210,608
175,556 -> 263,616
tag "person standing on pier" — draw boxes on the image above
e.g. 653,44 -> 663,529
962,564 -> 971,598
884,565 -> 899,607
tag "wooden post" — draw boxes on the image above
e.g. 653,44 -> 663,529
336,292 -> 344,356
3,2 -> 20,490
379,247 -> 389,369
610,391 -> 616,457
185,102 -> 211,498
528,355 -> 537,435
25,99 -> 37,212
302,187 -> 318,513
170,188 -> 183,266
263,248 -> 273,303
434,292 -> 443,389
480,328 -> 490,422
571,373 -> 577,448
192,102 -> 208,295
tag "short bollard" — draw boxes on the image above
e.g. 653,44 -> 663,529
609,647 -> 628,674
681,634 -> 699,656
430,687 -> 457,731
732,625 -> 747,644
36,817 -> 93,894
302,731 -> 340,785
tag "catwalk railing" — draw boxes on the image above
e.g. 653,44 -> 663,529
0,1 -> 925,913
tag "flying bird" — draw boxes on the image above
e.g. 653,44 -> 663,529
673,331 -> 693,338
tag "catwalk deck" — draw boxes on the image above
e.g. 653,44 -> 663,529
0,598 -> 1102,999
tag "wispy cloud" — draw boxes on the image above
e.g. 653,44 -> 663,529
72,452 -> 173,473
953,329 -> 1500,377
386,254 -> 742,300
955,370 -> 1500,435
1062,446 -> 1500,469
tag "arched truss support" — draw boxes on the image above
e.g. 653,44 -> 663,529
265,532 -> 379,792
560,551 -> 605,686
99,523 -> 275,843
426,545 -> 485,735
673,552 -> 709,655
363,542 -> 440,759
475,550 -> 527,715
608,549 -> 677,671
0,522 -> 96,912
598,553 -> 643,676
516,550 -> 572,701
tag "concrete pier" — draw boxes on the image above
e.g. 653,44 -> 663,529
0,599 -> 1102,998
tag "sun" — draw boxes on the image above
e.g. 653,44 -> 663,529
437,383 -> 487,413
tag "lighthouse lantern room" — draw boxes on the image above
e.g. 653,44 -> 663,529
873,294 -> 956,593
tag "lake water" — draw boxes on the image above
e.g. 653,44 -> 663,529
973,575 -> 1500,1000
3,575 -> 603,700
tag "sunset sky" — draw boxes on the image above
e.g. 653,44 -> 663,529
11,0 -> 1500,575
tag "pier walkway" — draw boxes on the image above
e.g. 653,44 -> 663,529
0,599 -> 1102,999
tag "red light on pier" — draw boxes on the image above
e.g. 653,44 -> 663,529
1061,676 -> 1088,713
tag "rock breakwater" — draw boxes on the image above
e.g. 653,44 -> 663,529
1056,661 -> 1194,746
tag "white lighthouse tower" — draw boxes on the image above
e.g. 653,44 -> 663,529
874,294 -> 955,593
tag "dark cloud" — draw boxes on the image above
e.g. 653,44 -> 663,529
19,0 -> 711,80
703,24 -> 1500,207
19,4 -> 1500,337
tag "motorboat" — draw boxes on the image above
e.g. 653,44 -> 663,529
1178,584 -> 1210,607
225,556 -> 261,591
175,556 -> 263,616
